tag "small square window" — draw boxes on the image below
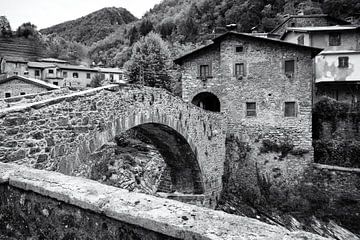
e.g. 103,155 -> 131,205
5,92 -> 11,98
86,73 -> 91,79
329,33 -> 341,46
20,92 -> 26,95
24,71 -> 29,75
246,102 -> 256,117
199,64 -> 210,78
73,72 -> 79,78
285,102 -> 296,117
35,70 -> 40,76
235,46 -> 244,53
48,69 -> 54,74
338,57 -> 349,68
63,71 -> 68,78
53,81 -> 58,86
235,63 -> 245,77
14,72 -> 18,75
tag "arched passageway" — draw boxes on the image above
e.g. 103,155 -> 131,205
192,92 -> 221,112
130,123 -> 204,194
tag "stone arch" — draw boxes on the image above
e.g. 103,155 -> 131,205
126,123 -> 204,194
191,92 -> 221,112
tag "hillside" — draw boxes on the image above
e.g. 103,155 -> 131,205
0,36 -> 46,60
40,7 -> 137,45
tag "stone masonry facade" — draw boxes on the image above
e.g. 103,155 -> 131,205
175,32 -> 321,203
0,85 -> 226,207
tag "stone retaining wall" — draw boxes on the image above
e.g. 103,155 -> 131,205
0,162 -> 329,240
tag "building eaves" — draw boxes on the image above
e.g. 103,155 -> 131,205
56,64 -> 99,72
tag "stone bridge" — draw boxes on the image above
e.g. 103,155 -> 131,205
0,84 -> 226,206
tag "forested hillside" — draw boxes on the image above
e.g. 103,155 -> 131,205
40,7 -> 137,45
87,0 -> 360,67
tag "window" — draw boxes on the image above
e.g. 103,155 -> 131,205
284,60 -> 295,77
63,71 -> 68,78
48,69 -> 54,74
24,71 -> 29,75
234,63 -> 245,77
14,72 -> 18,75
86,73 -> 91,79
53,81 -> 58,86
199,64 -> 211,78
110,74 -> 114,81
20,92 -> 26,95
235,45 -> 244,53
5,92 -> 11,98
246,102 -> 256,117
290,22 -> 296,27
338,57 -> 349,68
73,72 -> 79,78
297,34 -> 304,45
35,70 -> 40,76
284,102 -> 296,117
329,33 -> 341,46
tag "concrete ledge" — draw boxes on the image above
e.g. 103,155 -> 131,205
0,163 -> 329,240
313,163 -> 360,174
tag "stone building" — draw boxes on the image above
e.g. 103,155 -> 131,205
0,75 -> 60,98
174,31 -> 322,202
281,25 -> 360,103
270,14 -> 350,37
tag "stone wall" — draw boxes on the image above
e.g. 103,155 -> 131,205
0,79 -> 52,99
0,162 -> 329,240
0,84 -> 226,206
0,88 -> 72,109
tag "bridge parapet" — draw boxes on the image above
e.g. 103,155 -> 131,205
0,85 -> 226,206
0,162 -> 328,240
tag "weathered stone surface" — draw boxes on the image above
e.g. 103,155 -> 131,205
0,84 -> 226,206
0,163 -> 329,240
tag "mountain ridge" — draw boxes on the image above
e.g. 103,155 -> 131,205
40,7 -> 137,45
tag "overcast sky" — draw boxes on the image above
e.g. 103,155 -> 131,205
1,0 -> 162,30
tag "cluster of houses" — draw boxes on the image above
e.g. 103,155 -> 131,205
0,13 -> 359,106
0,57 -> 125,98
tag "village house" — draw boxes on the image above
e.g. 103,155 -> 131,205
0,75 -> 60,98
174,31 -> 322,195
95,67 -> 125,83
281,25 -> 360,103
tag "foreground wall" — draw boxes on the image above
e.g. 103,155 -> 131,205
0,163 -> 328,240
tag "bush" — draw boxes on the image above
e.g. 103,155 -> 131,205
90,73 -> 105,88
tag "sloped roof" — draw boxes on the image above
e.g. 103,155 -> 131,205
270,14 -> 350,34
3,56 -> 28,63
38,58 -> 69,64
0,75 -> 60,90
174,31 -> 323,64
285,25 -> 359,32
28,62 -> 57,68
57,64 -> 98,72
96,67 -> 124,74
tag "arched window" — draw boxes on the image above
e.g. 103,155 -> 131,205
191,92 -> 221,112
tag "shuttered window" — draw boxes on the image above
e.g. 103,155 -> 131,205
284,102 -> 296,117
246,102 -> 256,117
338,57 -> 349,68
329,33 -> 341,46
199,64 -> 211,78
234,63 -> 245,76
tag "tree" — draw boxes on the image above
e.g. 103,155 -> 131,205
139,19 -> 154,36
90,73 -> 105,88
127,25 -> 140,45
17,22 -> 37,38
124,32 -> 172,91
0,16 -> 12,37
